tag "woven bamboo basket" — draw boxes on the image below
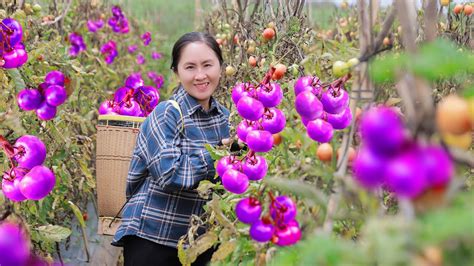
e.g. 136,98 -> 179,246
96,114 -> 145,235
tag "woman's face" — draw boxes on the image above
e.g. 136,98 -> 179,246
175,42 -> 221,110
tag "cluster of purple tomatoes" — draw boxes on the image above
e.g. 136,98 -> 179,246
17,71 -> 68,120
1,18 -> 28,69
235,195 -> 301,246
1,135 -> 55,202
99,73 -> 160,117
217,82 -> 286,195
215,80 -> 301,246
294,76 -> 352,143
353,106 -> 454,199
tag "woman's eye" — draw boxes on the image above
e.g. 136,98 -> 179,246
186,66 -> 194,70
204,64 -> 212,67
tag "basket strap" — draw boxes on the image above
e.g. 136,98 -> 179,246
168,100 -> 184,133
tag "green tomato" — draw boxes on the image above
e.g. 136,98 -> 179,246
332,61 -> 349,77
33,4 -> 42,12
291,64 -> 299,76
347,57 -> 360,68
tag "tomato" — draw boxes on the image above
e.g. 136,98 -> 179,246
436,94 -> 471,134
467,98 -> 474,130
233,34 -> 240,45
453,4 -> 463,14
464,5 -> 473,16
355,107 -> 363,121
262,28 -> 275,41
317,143 -> 333,162
340,1 -> 348,9
336,146 -> 356,162
225,66 -> 236,76
346,57 -> 359,68
439,0 -> 450,7
332,61 -> 349,78
442,132 -> 472,150
272,133 -> 282,146
248,56 -> 257,67
272,64 -> 286,80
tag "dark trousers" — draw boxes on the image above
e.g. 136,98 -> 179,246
123,235 -> 214,266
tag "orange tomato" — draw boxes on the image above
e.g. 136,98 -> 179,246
453,4 -> 463,14
336,146 -> 356,162
436,94 -> 471,134
317,143 -> 333,162
272,133 -> 282,146
272,64 -> 286,80
248,56 -> 257,67
464,5 -> 473,16
262,28 -> 275,40
355,107 -> 363,121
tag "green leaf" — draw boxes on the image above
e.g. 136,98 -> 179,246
35,225 -> 72,242
67,200 -> 86,228
6,69 -> 26,90
205,144 -> 228,161
270,233 -> 367,266
463,85 -> 474,98
417,191 -> 474,245
411,39 -> 472,80
264,178 -> 327,206
369,54 -> 404,84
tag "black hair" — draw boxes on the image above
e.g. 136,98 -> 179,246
170,32 -> 223,72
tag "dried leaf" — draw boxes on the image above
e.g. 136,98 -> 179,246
196,180 -> 216,199
177,238 -> 189,266
185,231 -> 218,264
211,239 -> 236,262
385,97 -> 402,106
209,197 -> 237,233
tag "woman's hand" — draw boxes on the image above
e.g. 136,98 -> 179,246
221,138 -> 232,146
219,137 -> 247,153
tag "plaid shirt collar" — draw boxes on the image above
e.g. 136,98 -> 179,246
173,85 -> 222,116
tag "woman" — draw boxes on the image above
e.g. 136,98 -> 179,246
112,32 -> 230,266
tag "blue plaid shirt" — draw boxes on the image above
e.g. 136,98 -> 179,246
112,86 -> 230,248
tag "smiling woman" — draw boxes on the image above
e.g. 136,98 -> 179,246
111,32 -> 230,266
173,41 -> 222,111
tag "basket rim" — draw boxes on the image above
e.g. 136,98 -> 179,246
98,114 -> 146,123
